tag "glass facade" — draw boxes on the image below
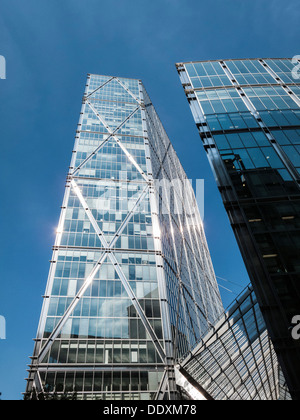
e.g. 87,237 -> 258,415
178,285 -> 291,400
177,58 -> 300,400
25,75 -> 223,400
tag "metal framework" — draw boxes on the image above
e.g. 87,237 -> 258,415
178,285 -> 291,400
25,74 -> 223,400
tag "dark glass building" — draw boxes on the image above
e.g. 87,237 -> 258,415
177,58 -> 300,400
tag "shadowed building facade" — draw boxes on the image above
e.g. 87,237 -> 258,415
177,58 -> 300,400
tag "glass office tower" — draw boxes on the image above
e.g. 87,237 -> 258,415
25,74 -> 223,400
177,58 -> 300,400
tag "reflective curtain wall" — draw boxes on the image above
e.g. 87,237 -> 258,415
177,58 -> 300,400
25,75 -> 223,400
179,286 -> 291,400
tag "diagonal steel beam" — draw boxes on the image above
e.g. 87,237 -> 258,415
108,185 -> 150,249
71,179 -> 110,249
38,251 -> 108,363
72,104 -> 141,176
86,100 -> 149,183
71,180 -> 150,250
154,369 -> 169,400
85,76 -> 115,99
37,182 -> 153,363
115,77 -> 143,106
108,251 -> 166,362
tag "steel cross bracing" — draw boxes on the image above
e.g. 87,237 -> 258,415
72,105 -> 140,177
84,100 -> 149,183
34,77 -> 170,386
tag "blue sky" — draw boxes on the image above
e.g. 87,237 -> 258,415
0,0 -> 299,400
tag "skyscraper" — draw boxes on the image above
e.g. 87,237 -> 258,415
25,74 -> 223,400
177,58 -> 300,400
